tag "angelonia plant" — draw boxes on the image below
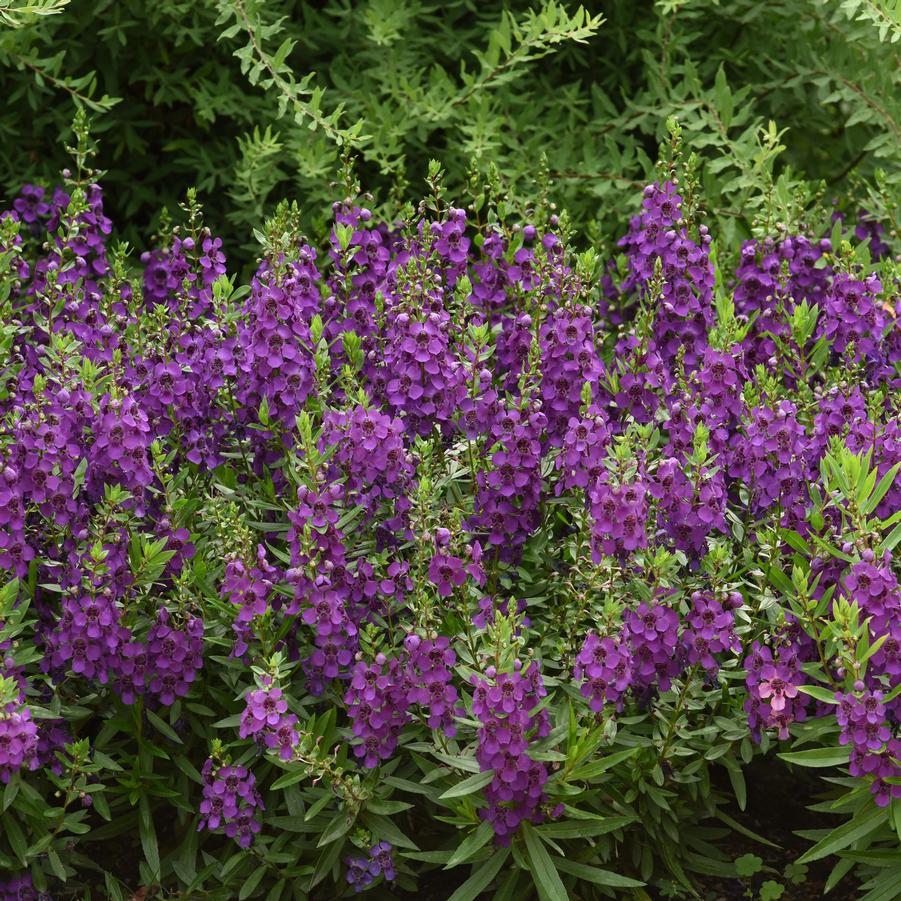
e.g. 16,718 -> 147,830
0,116 -> 899,901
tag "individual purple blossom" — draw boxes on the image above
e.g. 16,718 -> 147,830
757,664 -> 800,712
13,184 -> 50,225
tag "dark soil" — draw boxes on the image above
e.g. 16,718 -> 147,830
691,757 -> 860,901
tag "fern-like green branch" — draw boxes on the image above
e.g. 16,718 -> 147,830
830,0 -> 901,43
214,0 -> 368,149
0,0 -> 69,29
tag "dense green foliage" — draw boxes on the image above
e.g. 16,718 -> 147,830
1,3 -> 901,899
2,0 -> 900,264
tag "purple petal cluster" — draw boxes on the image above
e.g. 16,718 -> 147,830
680,591 -> 741,675
744,642 -> 808,740
345,841 -> 396,892
651,457 -> 727,558
345,655 -> 411,767
0,702 -> 38,784
836,689 -> 901,806
235,251 -> 319,435
589,476 -> 649,558
573,634 -> 633,711
198,757 -> 264,848
239,683 -> 300,761
403,634 -> 460,734
728,401 -> 809,523
618,181 -> 714,369
539,303 -> 604,444
470,661 -> 551,842
146,609 -> 204,706
0,872 -> 36,901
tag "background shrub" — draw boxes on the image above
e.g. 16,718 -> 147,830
1,0 -> 900,264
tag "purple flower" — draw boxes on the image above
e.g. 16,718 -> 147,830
345,841 -> 396,892
470,661 -> 550,842
0,703 -> 39,784
198,758 -> 263,848
240,684 -> 299,760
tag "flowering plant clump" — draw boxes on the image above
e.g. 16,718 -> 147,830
0,119 -> 899,900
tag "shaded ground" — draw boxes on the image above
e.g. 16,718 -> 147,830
82,757 -> 862,900
693,757 -> 860,901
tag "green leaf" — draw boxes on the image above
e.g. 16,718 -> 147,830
863,462 -> 901,515
779,746 -> 850,768
569,745 -> 639,780
317,810 -> 354,847
271,768 -> 308,790
139,796 -> 160,877
47,846 -> 67,882
881,520 -> 901,553
797,685 -> 839,705
240,866 -> 266,900
431,751 -> 483,773
445,820 -> 494,869
522,822 -> 568,901
722,759 -> 747,811
537,815 -> 635,839
361,812 -> 419,850
309,838 -> 344,892
3,776 -> 20,811
717,810 -> 780,849
439,770 -> 495,800
734,853 -> 763,877
798,802 -> 886,864
553,856 -> 644,888
447,848 -> 510,901
4,813 -> 27,864
145,708 -> 183,744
